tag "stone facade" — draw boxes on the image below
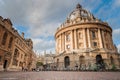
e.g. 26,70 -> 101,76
0,16 -> 36,71
54,4 -> 120,70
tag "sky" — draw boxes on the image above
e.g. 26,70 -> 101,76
0,0 -> 120,54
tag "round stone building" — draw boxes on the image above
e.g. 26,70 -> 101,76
54,4 -> 120,70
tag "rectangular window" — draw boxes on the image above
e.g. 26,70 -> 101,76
66,34 -> 70,41
0,56 -> 2,62
92,31 -> 96,39
12,59 -> 18,66
93,42 -> 97,47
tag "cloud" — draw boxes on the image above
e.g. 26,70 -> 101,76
117,44 -> 120,53
114,0 -> 120,7
113,29 -> 120,39
113,29 -> 120,46
0,0 -> 120,54
0,0 -> 79,53
32,38 -> 55,53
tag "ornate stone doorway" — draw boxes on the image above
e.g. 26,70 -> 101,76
64,56 -> 70,68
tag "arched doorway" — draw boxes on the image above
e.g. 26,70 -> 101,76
96,55 -> 105,70
64,56 -> 70,68
3,60 -> 8,70
96,55 -> 103,64
56,59 -> 59,68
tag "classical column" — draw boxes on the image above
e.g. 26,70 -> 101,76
71,30 -> 74,50
60,34 -> 62,52
72,30 -> 75,49
62,33 -> 65,51
74,29 -> 77,49
101,30 -> 106,48
83,28 -> 87,48
98,29 -> 103,48
87,28 -> 91,48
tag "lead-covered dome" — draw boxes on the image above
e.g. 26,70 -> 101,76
57,3 -> 109,30
67,3 -> 95,21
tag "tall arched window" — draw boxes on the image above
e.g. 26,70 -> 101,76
2,32 -> 8,45
12,49 -> 19,66
8,37 -> 13,48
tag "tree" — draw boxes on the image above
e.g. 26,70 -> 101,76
36,62 -> 43,67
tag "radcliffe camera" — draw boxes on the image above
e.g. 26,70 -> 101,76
0,1 -> 120,80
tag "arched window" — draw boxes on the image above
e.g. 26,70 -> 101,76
14,49 -> 19,57
2,32 -> 8,45
12,49 -> 19,66
8,37 -> 13,48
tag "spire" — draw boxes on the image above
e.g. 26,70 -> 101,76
76,3 -> 82,9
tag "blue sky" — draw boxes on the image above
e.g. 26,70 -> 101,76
0,0 -> 120,54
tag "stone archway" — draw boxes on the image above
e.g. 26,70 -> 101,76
96,55 -> 103,64
96,55 -> 105,70
64,56 -> 70,68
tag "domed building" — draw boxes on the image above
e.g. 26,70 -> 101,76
54,4 -> 120,70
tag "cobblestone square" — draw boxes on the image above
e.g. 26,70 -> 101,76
0,71 -> 120,80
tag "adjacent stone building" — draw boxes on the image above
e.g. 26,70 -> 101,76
37,52 -> 55,70
0,16 -> 36,71
54,4 -> 120,70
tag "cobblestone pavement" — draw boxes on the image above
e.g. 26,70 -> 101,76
0,71 -> 120,80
